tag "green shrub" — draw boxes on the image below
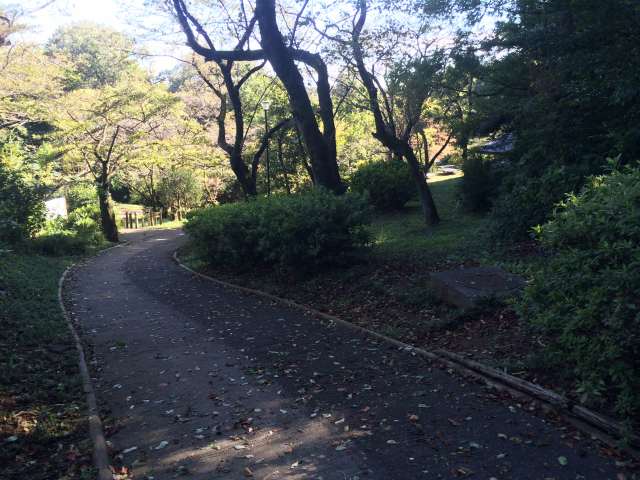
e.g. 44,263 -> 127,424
185,189 -> 371,272
66,182 -> 97,211
30,232 -> 92,256
31,205 -> 105,256
519,164 -> 640,418
0,163 -> 45,243
488,165 -> 583,243
350,159 -> 414,210
459,155 -> 499,213
216,180 -> 244,205
66,204 -> 103,243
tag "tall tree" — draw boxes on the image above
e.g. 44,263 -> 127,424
46,23 -> 136,90
56,76 -> 179,241
191,59 -> 296,196
170,0 -> 346,193
0,44 -> 65,131
339,0 -> 443,225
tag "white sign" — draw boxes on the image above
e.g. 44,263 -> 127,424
45,197 -> 68,219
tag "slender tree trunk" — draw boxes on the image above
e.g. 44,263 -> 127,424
230,152 -> 257,196
97,174 -> 118,242
351,0 -> 439,226
418,129 -> 430,174
404,148 -> 440,225
461,81 -> 473,163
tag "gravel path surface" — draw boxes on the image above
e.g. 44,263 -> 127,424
65,229 -> 625,479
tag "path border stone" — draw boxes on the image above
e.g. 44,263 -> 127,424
58,242 -> 128,480
173,249 -> 640,460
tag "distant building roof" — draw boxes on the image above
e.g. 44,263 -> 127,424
478,133 -> 514,154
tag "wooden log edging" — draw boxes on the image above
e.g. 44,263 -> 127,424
172,249 -> 640,459
58,242 -> 128,480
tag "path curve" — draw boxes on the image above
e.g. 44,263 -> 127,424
66,229 -> 624,479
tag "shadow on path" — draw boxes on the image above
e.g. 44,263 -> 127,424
66,229 -> 623,479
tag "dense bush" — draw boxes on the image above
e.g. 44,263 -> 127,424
0,163 -> 45,243
185,189 -> 371,272
459,155 -> 500,213
66,204 -> 103,242
66,182 -> 97,211
487,165 -> 583,243
30,232 -> 93,256
350,159 -> 414,210
215,180 -> 244,205
519,165 -> 640,418
32,204 -> 105,256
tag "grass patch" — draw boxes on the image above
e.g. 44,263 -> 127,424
145,218 -> 184,230
0,252 -> 95,479
371,173 -> 489,262
113,202 -> 144,214
113,202 -> 184,230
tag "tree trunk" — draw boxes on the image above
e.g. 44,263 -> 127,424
255,0 -> 344,194
404,148 -> 440,226
174,0 -> 343,193
97,180 -> 119,242
230,151 -> 257,196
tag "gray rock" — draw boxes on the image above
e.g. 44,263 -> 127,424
428,266 -> 526,309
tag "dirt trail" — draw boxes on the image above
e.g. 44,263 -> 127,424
66,229 -> 623,479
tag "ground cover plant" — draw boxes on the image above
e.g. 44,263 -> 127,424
520,164 -> 640,420
0,253 -> 94,479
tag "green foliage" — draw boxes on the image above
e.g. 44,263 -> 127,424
185,190 -> 371,272
519,165 -> 640,417
157,168 -> 203,211
350,159 -> 414,210
66,182 -> 97,211
32,204 -> 104,256
459,155 -> 498,213
434,0 -> 640,245
0,44 -> 65,130
66,204 -> 102,240
0,252 -> 89,479
46,22 -> 136,90
30,232 -> 91,256
0,163 -> 45,243
335,110 -> 384,175
488,165 -> 583,243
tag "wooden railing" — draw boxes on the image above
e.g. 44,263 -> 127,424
121,208 -> 164,229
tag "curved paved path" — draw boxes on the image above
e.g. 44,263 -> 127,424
66,229 -> 625,479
